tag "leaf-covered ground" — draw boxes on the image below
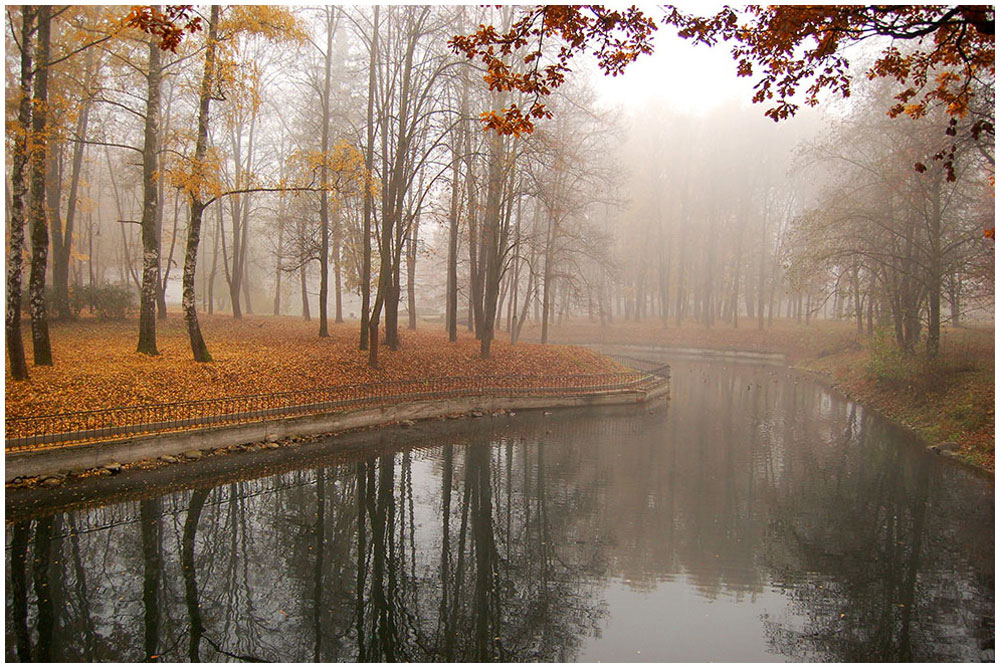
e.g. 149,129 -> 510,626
533,318 -> 994,472
6,315 -> 620,419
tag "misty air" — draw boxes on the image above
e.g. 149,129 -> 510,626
4,5 -> 995,663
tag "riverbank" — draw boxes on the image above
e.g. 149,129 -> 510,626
6,315 -> 620,418
6,314 -> 670,482
6,377 -> 668,484
526,318 -> 994,472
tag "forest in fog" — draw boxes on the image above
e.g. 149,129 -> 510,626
4,9 -> 996,661
5,5 -> 995,376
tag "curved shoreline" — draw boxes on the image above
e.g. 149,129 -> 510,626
587,342 -> 993,478
5,378 -> 668,484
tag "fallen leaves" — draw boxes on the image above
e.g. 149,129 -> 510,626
6,314 -> 624,423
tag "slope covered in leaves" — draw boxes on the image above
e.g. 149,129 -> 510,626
6,315 -> 621,419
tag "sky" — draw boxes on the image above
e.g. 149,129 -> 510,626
590,4 -> 759,116
588,4 -> 893,124
594,34 -> 750,116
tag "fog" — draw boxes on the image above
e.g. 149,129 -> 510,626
5,5 -> 994,365
5,7 -> 995,662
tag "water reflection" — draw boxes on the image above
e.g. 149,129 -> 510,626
5,361 -> 994,662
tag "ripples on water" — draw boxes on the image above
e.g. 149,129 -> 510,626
5,360 -> 995,661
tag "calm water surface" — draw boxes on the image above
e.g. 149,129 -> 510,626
5,359 -> 994,662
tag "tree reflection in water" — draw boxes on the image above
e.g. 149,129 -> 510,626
4,361 -> 993,662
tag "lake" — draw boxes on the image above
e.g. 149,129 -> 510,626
5,358 -> 994,661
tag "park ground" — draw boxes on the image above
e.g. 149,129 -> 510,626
527,317 -> 994,472
4,314 -> 620,419
5,313 -> 993,472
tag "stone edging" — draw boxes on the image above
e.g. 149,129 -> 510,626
6,380 -> 669,482
578,342 -> 787,364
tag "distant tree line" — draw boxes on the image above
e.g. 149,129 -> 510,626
5,4 -> 993,383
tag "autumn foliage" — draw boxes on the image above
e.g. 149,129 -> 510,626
454,5 -> 994,145
5,316 -> 622,419
123,5 -> 202,52
450,6 -> 656,135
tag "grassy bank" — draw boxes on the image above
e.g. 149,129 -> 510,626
523,318 -> 994,471
6,314 -> 619,419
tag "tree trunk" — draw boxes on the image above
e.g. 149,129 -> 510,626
539,199 -> 559,345
867,273 -> 876,336
181,5 -> 219,363
512,255 -> 534,345
54,53 -> 94,322
657,227 -> 670,327
317,7 -> 334,338
158,191 -> 180,318
359,6 -> 378,351
274,196 -> 284,315
47,141 -> 67,316
462,82 -> 484,340
947,272 -> 961,327
853,264 -> 863,335
317,188 -> 328,335
540,241 -> 553,344
674,228 -> 687,325
155,83 -> 174,320
756,208 -> 768,330
28,5 -> 53,366
300,264 -> 310,321
406,210 -> 418,330
334,204 -> 343,324
729,219 -> 743,329
6,6 -> 33,380
479,133 -> 504,359
446,139 -> 460,342
207,205 -> 220,314
370,7 -> 423,365
926,171 -> 943,359
507,195 -> 522,335
386,259 -> 400,349
241,265 -> 252,314
137,36 -> 162,356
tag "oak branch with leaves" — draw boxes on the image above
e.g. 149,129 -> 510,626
451,5 -> 994,170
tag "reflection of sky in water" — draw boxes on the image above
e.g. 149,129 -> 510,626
6,359 -> 994,662
581,578 -> 793,662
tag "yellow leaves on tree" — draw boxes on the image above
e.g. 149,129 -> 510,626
286,141 -> 370,200
217,5 -> 307,45
133,6 -> 308,205
168,147 -> 225,201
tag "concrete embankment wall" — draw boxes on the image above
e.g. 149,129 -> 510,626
584,343 -> 787,365
6,381 -> 668,482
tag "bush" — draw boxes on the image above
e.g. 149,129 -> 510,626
865,327 -> 971,395
865,328 -> 914,388
80,283 -> 135,320
18,285 -> 88,318
65,285 -> 87,318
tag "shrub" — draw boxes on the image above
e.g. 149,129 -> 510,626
865,328 -> 914,389
66,285 -> 87,318
865,327 -> 976,395
81,283 -> 135,320
18,285 -> 87,318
